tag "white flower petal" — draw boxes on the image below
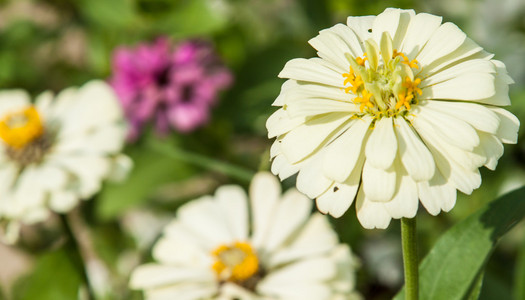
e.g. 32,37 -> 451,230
258,282 -> 331,300
412,113 -> 486,171
415,105 -> 479,151
58,80 -> 122,138
266,107 -> 305,138
309,25 -> 357,69
418,37 -> 484,78
491,107 -> 520,144
0,90 -> 30,117
35,91 -> 55,119
323,117 -> 371,182
422,100 -> 499,134
415,22 -> 466,70
399,12 -> 442,58
49,191 -> 78,213
421,59 -> 495,87
346,15 -> 375,42
129,264 -> 214,289
177,196 -> 235,248
152,235 -> 210,267
215,185 -> 249,241
144,283 -> 217,300
416,128 -> 482,194
390,9 -> 415,50
323,23 -> 366,58
365,117 -> 397,170
250,172 -> 281,248
296,150 -> 333,199
279,58 -> 344,87
286,98 -> 359,118
420,72 -> 495,101
384,160 -> 418,218
283,80 -> 352,103
372,9 -> 401,46
362,160 -> 396,202
394,118 -> 435,182
0,162 -> 18,195
262,189 -> 312,253
355,188 -> 392,229
316,154 -> 364,218
475,132 -> 504,170
267,214 -> 338,267
270,152 -> 300,180
52,154 -> 110,198
418,171 -> 457,215
280,113 -> 351,163
261,257 -> 336,285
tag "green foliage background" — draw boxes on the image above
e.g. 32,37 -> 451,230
0,0 -> 524,299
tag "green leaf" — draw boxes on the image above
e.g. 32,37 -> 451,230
96,142 -> 196,220
13,249 -> 83,300
514,235 -> 525,300
78,0 -> 137,29
465,272 -> 484,300
151,0 -> 228,37
394,186 -> 525,300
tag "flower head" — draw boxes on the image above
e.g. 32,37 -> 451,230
0,80 -> 130,243
130,172 -> 361,300
110,38 -> 233,140
266,8 -> 520,229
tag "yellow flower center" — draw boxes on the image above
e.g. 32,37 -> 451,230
211,241 -> 259,282
342,32 -> 422,120
0,106 -> 44,149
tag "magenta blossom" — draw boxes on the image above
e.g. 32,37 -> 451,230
110,38 -> 233,139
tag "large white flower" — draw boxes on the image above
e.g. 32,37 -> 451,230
130,172 -> 361,300
0,80 -> 130,242
266,8 -> 520,229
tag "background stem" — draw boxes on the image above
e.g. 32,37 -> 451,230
401,217 -> 419,300
59,213 -> 95,300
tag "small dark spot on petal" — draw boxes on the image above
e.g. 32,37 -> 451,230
368,28 -> 372,33
333,186 -> 339,192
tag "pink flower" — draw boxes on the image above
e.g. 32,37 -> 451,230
110,38 -> 233,140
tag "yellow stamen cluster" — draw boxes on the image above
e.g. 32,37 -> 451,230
342,54 -> 375,113
396,77 -> 422,110
341,33 -> 423,121
211,241 -> 259,282
356,53 -> 368,66
343,67 -> 364,95
354,89 -> 374,111
0,106 -> 44,149
393,50 -> 419,69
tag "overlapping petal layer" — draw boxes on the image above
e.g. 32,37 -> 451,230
267,8 -> 519,229
130,172 -> 361,300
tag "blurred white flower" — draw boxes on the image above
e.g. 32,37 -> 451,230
267,8 -> 519,229
130,172 -> 361,300
0,80 -> 131,243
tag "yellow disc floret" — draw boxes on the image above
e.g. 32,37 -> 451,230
342,32 -> 423,120
211,241 -> 259,282
0,106 -> 44,149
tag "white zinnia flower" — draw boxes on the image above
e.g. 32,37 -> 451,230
0,80 -> 130,242
266,8 -> 520,229
130,172 -> 361,300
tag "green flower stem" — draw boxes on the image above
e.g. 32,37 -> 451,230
59,213 -> 95,300
401,217 -> 419,300
147,138 -> 255,183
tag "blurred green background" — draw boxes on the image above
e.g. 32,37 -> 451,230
0,0 -> 524,299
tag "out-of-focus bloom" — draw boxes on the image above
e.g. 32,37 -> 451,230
130,172 -> 361,300
266,8 -> 519,229
110,38 -> 233,139
0,80 -> 131,243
